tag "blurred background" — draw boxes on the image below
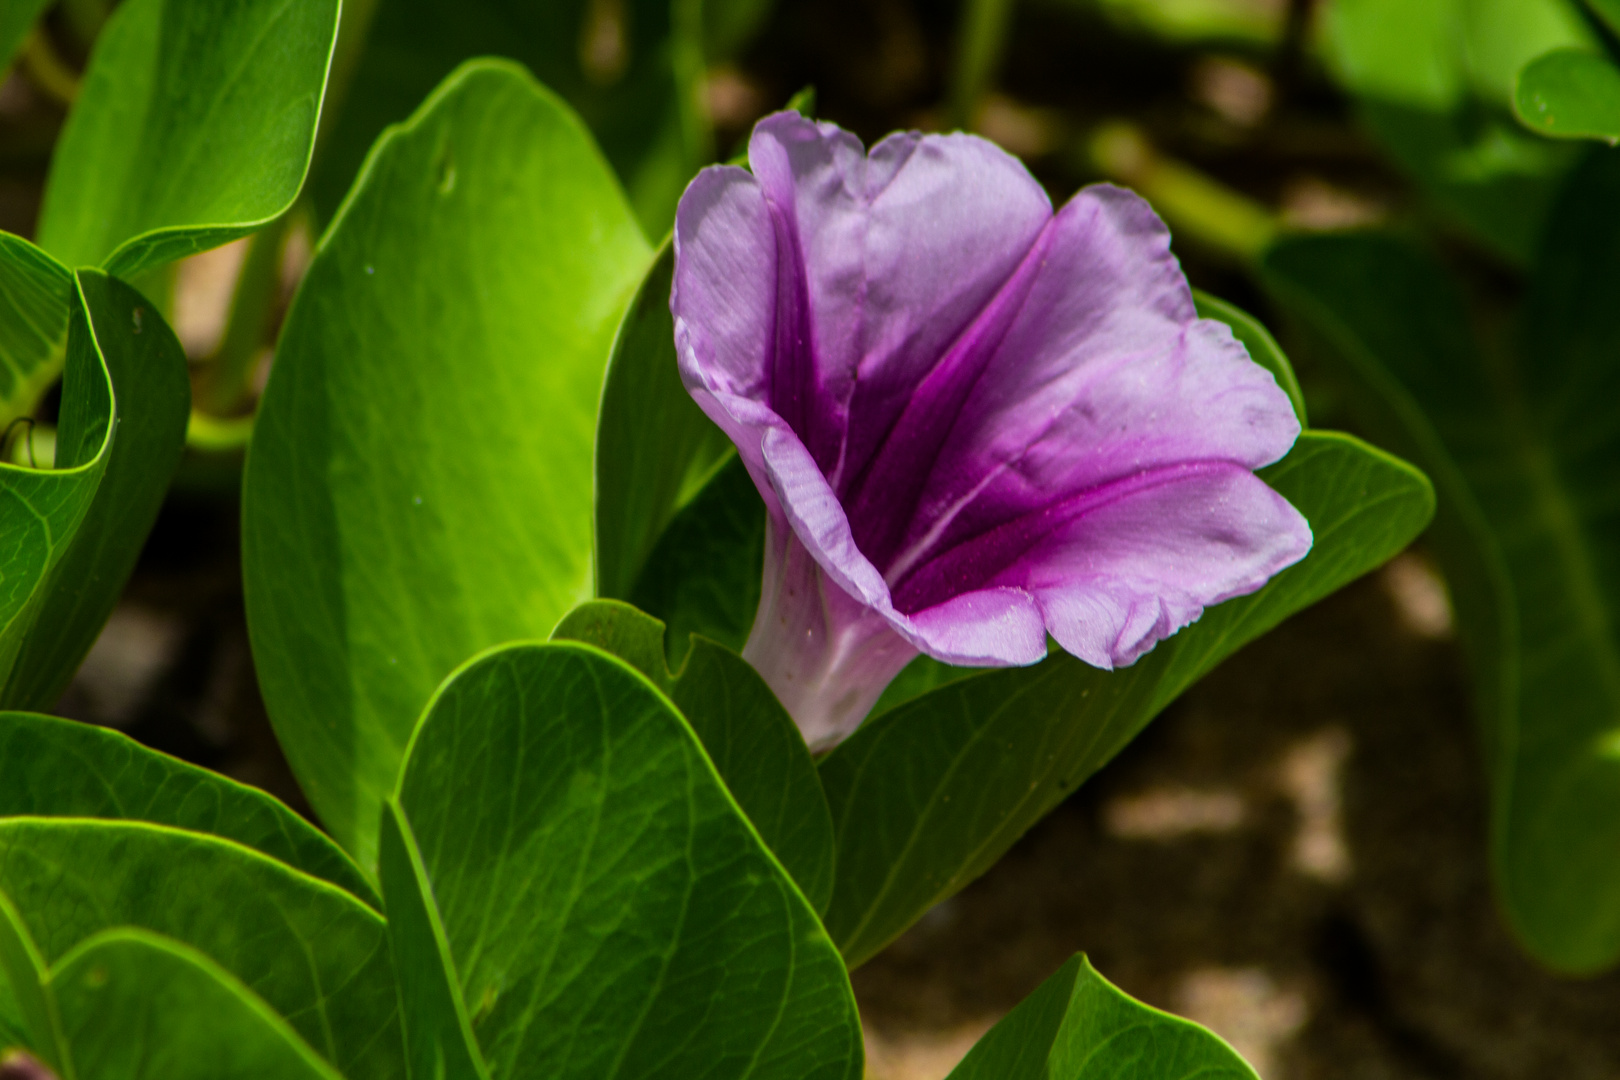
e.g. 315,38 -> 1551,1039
4,0 -> 1619,1076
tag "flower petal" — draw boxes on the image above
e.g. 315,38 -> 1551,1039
746,112 -> 1053,486
848,185 -> 1302,581
1013,463 -> 1313,668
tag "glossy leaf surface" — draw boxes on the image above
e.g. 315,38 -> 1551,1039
1515,49 -> 1620,142
551,600 -> 835,913
1,270 -> 190,711
947,955 -> 1256,1079
51,930 -> 344,1080
1264,157 -> 1620,972
819,431 -> 1435,966
0,819 -> 402,1079
0,233 -> 72,431
243,61 -> 649,868
595,241 -> 732,602
36,0 -> 341,277
384,642 -> 863,1080
311,0 -> 708,236
0,711 -> 376,907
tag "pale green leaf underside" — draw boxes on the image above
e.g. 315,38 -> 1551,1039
243,60 -> 650,870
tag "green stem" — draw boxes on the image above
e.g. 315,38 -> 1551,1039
948,0 -> 1016,131
19,28 -> 78,106
1085,122 -> 1278,262
195,209 -> 296,417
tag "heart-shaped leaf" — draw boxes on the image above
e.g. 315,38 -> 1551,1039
0,819 -> 402,1079
0,267 -> 190,711
0,711 -> 376,908
552,600 -> 836,913
946,955 -> 1256,1079
1263,152 -> 1620,972
380,642 -> 862,1080
35,0 -> 341,278
1515,48 -> 1620,142
818,430 -> 1435,966
243,60 -> 650,869
310,0 -> 709,237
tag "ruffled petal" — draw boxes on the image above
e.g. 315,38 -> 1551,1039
1012,463 -> 1313,668
746,112 -> 1053,485
856,185 -> 1302,582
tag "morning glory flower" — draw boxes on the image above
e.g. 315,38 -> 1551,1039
671,112 -> 1311,751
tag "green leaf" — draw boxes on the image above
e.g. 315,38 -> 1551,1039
818,430 -> 1435,967
0,1 -> 52,74
1262,156 -> 1620,973
310,0 -> 710,238
628,453 -> 765,666
376,804 -> 490,1080
242,60 -> 650,869
0,819 -> 402,1079
1515,49 -> 1620,142
947,955 -> 1257,1080
595,240 -> 732,601
35,0 -> 341,278
1323,0 -> 1592,261
0,233 -> 72,432
0,711 -> 377,908
384,642 -> 863,1080
0,267 -> 177,703
1192,289 -> 1307,425
1,269 -> 190,712
551,600 -> 836,913
0,888 -> 63,1071
49,929 -> 344,1080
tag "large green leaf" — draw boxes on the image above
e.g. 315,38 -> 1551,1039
947,955 -> 1256,1079
1515,49 -> 1620,142
818,431 -> 1435,966
0,887 -> 59,1067
1263,157 -> 1620,973
629,454 -> 765,666
1323,0 -> 1592,261
0,233 -> 72,432
0,711 -> 377,908
50,930 -> 344,1080
0,819 -> 402,1078
595,241 -> 732,602
551,600 -> 836,913
1,269 -> 190,711
310,0 -> 709,237
243,60 -> 650,869
35,0 -> 341,278
381,642 -> 863,1080
0,266 -> 189,709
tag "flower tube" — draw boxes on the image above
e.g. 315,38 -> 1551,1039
672,113 -> 1311,750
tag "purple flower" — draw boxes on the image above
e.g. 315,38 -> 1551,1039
671,113 -> 1311,750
